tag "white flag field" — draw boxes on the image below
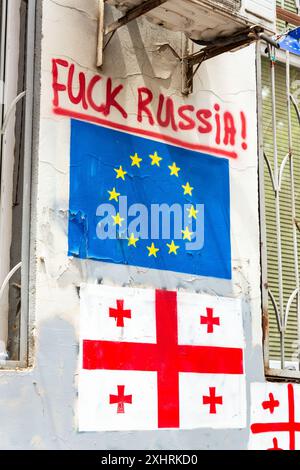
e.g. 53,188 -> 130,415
79,284 -> 246,431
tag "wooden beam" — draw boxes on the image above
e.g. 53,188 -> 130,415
276,6 -> 300,26
104,0 -> 169,36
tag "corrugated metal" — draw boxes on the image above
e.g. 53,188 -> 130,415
262,56 -> 300,361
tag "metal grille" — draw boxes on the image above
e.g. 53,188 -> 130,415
258,0 -> 300,379
260,47 -> 300,377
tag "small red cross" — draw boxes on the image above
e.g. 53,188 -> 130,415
109,385 -> 132,414
203,387 -> 223,414
267,438 -> 283,451
262,393 -> 280,414
109,299 -> 131,327
200,307 -> 220,334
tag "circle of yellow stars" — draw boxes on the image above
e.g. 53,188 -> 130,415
105,150 -> 199,258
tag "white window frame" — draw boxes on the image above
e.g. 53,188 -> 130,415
0,0 -> 36,369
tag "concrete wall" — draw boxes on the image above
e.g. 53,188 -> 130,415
0,0 -> 286,450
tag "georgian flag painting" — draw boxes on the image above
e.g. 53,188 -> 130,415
79,284 -> 246,431
249,383 -> 300,450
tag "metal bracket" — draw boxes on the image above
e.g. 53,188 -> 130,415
181,26 -> 280,95
97,2 -> 280,95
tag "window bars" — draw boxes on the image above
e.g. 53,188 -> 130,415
260,45 -> 300,378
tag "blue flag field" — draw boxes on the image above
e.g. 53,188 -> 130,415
68,119 -> 231,279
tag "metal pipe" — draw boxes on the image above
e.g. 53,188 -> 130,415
20,0 -> 36,367
270,48 -> 285,368
257,33 -> 280,50
286,51 -> 300,371
257,46 -> 272,371
0,0 -> 7,181
97,0 -> 104,67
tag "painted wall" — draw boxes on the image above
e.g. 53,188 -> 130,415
0,0 -> 292,449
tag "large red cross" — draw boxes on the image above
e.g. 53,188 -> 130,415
83,290 -> 244,428
251,384 -> 300,451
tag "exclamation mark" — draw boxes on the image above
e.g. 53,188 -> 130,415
240,111 -> 247,150
214,104 -> 221,145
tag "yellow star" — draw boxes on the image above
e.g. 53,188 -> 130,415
167,240 -> 180,255
147,242 -> 159,258
128,233 -> 139,247
114,166 -> 127,180
182,182 -> 194,196
182,226 -> 193,241
130,153 -> 142,168
188,205 -> 198,220
108,187 -> 120,202
112,213 -> 124,227
149,152 -> 162,167
168,162 -> 181,177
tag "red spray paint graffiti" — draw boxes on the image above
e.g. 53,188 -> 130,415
52,58 -> 248,160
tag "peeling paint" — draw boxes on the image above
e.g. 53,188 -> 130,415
68,210 -> 89,258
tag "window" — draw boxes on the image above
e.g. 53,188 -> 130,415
0,0 -> 35,368
260,0 -> 300,379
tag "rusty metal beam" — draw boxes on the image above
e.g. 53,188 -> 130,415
186,27 -> 264,68
182,30 -> 255,95
104,0 -> 169,36
277,6 -> 300,26
182,26 -> 279,95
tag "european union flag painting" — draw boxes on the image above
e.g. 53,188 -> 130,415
278,27 -> 300,56
68,119 -> 231,279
